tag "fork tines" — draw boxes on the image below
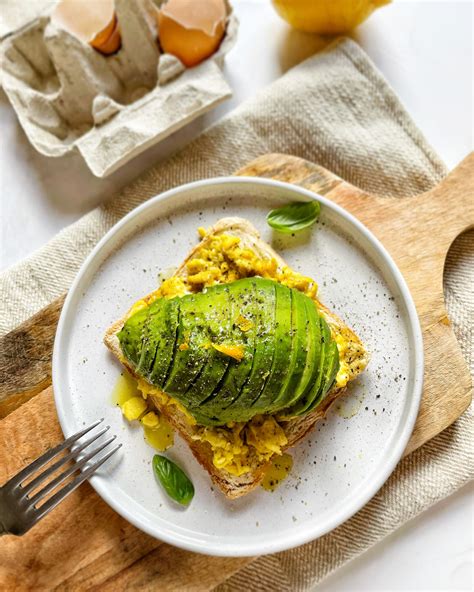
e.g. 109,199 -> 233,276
0,420 -> 121,535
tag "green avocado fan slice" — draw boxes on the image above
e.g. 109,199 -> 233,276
198,278 -> 276,425
289,315 -> 339,417
285,315 -> 328,417
250,281 -> 291,414
164,292 -> 213,395
117,305 -> 149,368
118,298 -> 180,389
118,277 -> 340,426
284,289 -> 321,408
281,295 -> 322,416
147,299 -> 180,387
263,286 -> 308,413
229,278 -> 280,415
306,325 -> 340,413
180,283 -> 232,408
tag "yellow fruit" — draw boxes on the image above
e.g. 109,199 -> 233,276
271,0 -> 391,34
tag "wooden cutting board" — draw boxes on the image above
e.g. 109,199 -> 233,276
0,153 -> 472,591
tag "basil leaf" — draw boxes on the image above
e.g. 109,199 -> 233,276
267,201 -> 320,233
152,455 -> 194,506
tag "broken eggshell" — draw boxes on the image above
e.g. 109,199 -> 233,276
52,0 -> 122,55
0,0 -> 238,177
91,16 -> 121,55
156,0 -> 227,67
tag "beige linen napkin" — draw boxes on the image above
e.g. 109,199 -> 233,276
1,39 -> 472,590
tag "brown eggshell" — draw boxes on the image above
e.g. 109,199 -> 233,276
91,17 -> 121,55
52,0 -> 121,55
157,0 -> 227,67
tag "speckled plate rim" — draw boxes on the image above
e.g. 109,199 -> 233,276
53,176 -> 423,557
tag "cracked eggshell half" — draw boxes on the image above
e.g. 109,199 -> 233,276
156,0 -> 227,67
52,0 -> 121,55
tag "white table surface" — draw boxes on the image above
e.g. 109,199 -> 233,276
1,1 -> 473,589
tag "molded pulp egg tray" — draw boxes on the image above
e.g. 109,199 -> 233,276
0,0 -> 238,177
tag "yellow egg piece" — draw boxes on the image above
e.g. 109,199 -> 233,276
271,0 -> 391,34
211,343 -> 245,362
157,0 -> 227,67
121,396 -> 147,421
141,411 -> 160,428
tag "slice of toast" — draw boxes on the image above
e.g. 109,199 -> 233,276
104,217 -> 368,499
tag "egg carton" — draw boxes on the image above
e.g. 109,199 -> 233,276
0,0 -> 237,177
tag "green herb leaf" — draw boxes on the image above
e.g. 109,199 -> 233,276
267,201 -> 320,233
152,455 -> 194,506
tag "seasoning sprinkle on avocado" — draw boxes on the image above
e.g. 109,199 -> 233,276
118,278 -> 339,426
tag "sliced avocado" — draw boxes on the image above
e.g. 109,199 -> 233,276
118,277 -> 340,427
225,280 -> 278,421
163,292 -> 212,395
285,290 -> 320,407
146,298 -> 180,388
181,284 -> 232,408
199,278 -> 262,422
285,315 -> 326,417
301,298 -> 323,400
324,340 -> 340,396
285,289 -> 311,406
293,316 -> 332,415
200,278 -> 275,423
249,281 -> 291,414
315,320 -> 338,406
281,296 -> 322,416
306,336 -> 340,412
117,305 -> 150,367
135,298 -> 169,376
266,287 -> 307,412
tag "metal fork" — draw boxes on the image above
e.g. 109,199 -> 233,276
0,419 -> 121,536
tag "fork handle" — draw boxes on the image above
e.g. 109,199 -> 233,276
0,489 -> 13,535
0,515 -> 10,535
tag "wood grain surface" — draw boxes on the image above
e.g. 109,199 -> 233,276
0,294 -> 65,418
0,153 -> 472,591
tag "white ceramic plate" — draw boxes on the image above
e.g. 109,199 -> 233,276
53,177 -> 423,556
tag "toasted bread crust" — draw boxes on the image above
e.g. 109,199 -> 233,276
104,217 -> 366,499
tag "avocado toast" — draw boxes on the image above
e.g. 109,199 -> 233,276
104,217 -> 368,499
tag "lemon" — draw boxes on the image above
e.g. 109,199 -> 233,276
271,0 -> 391,34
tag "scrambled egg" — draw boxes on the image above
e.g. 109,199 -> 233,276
196,416 -> 288,476
136,377 -> 288,476
123,228 -> 363,476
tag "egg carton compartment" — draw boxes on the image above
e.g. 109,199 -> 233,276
0,0 -> 237,177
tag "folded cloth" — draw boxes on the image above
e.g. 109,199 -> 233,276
0,38 -> 472,591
